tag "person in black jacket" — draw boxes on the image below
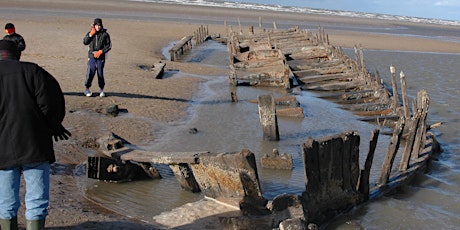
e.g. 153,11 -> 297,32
83,18 -> 112,97
3,23 -> 26,59
0,40 -> 71,230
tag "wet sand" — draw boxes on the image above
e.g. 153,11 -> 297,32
2,0 -> 460,228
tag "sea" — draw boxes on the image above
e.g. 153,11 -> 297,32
132,0 -> 460,26
74,1 -> 459,229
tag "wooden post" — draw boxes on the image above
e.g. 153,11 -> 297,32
303,137 -> 320,193
343,131 -> 360,192
411,90 -> 429,159
230,84 -> 238,102
228,65 -> 237,85
302,131 -> 363,223
249,25 -> 254,35
390,65 -> 400,110
258,94 -> 279,141
169,163 -> 201,192
358,129 -> 379,200
379,117 -> 405,185
193,31 -> 197,46
169,50 -> 175,61
399,111 -> 421,171
359,46 -> 366,73
400,71 -> 411,119
267,34 -> 272,48
322,28 -> 326,44
320,27 -> 325,43
190,149 -> 264,202
196,28 -> 199,45
375,69 -> 381,87
238,17 -> 242,34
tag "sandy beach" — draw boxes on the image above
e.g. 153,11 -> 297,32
2,0 -> 460,229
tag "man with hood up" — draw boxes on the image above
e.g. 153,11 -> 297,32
83,18 -> 112,97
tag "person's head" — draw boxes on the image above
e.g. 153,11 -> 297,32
4,23 -> 15,35
0,39 -> 20,60
93,18 -> 103,31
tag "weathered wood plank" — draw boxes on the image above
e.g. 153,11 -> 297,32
293,64 -> 349,75
358,129 -> 379,200
412,90 -> 429,159
150,62 -> 165,79
248,95 -> 299,107
301,80 -> 364,91
276,107 -> 304,118
287,59 -> 345,71
302,131 -> 364,224
334,96 -> 382,105
349,132 -> 361,191
102,147 -> 204,164
329,135 -> 344,185
169,35 -> 193,61
260,149 -> 294,170
353,108 -> 394,117
286,48 -> 329,59
190,149 -> 264,201
234,59 -> 285,69
342,133 -> 353,192
370,136 -> 434,200
316,89 -> 375,100
169,35 -> 193,52
303,138 -> 320,194
357,115 -> 400,122
258,94 -> 280,141
390,65 -> 400,110
296,73 -> 354,84
169,164 -> 201,192
399,114 -> 420,171
341,102 -> 389,111
379,118 -> 405,185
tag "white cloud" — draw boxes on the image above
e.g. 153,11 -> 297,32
435,1 -> 450,6
434,0 -> 460,6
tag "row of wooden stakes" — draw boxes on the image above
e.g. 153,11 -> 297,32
224,22 -> 441,226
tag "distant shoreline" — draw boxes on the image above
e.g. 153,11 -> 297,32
129,0 -> 460,26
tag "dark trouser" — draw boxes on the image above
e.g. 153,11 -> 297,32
85,58 -> 105,90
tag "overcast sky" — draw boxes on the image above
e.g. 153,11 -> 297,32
241,0 -> 460,21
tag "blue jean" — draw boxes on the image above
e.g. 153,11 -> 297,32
85,58 -> 105,90
0,162 -> 50,220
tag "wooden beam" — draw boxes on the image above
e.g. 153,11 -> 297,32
400,71 -> 411,119
102,147 -> 204,164
358,129 -> 379,200
258,94 -> 280,141
378,118 -> 405,185
390,65 -> 400,110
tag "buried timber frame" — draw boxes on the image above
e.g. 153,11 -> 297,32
86,23 -> 441,228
